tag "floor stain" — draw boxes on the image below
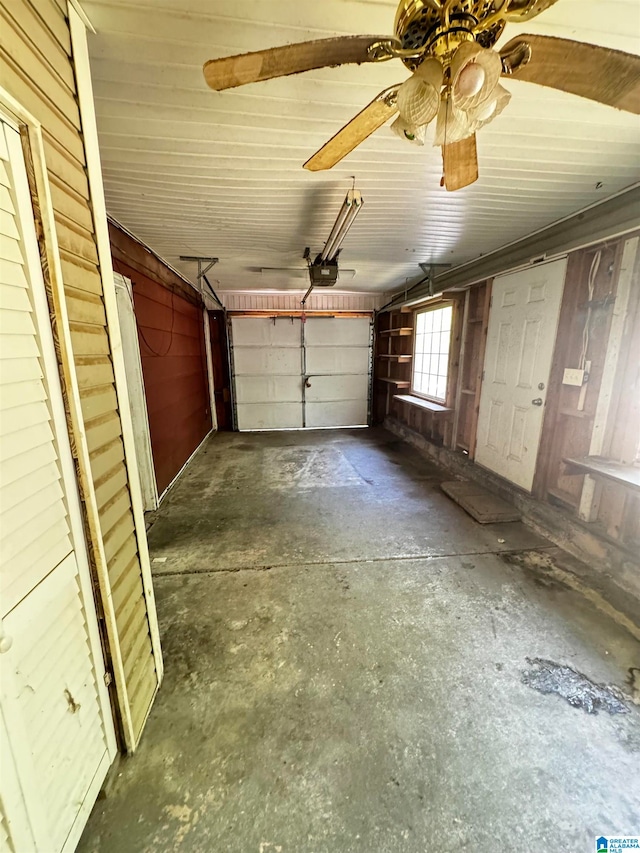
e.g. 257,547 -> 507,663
522,658 -> 629,715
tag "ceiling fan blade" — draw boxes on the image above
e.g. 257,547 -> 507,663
442,135 -> 479,192
500,35 -> 640,114
203,35 -> 395,91
304,86 -> 400,172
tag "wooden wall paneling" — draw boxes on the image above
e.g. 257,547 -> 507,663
208,310 -> 233,430
535,241 -> 622,503
578,238 -> 636,520
445,294 -> 465,448
603,240 -> 640,464
115,257 -> 212,495
468,280 -> 491,460
451,289 -> 470,450
109,220 -> 201,308
533,250 -> 582,499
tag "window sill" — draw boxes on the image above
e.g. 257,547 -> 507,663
393,394 -> 453,417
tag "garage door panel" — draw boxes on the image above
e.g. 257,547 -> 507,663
306,400 -> 368,428
234,346 -> 301,376
236,375 -> 302,405
305,317 -> 370,346
306,374 -> 369,403
236,402 -> 303,430
306,346 -> 369,374
232,317 -> 301,347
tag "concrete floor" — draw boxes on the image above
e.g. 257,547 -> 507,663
79,428 -> 640,853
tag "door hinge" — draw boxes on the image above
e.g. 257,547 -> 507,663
481,370 -> 485,381
103,670 -> 113,687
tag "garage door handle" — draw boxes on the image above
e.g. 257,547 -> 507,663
532,398 -> 543,406
0,619 -> 12,654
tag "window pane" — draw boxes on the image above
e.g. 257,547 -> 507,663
411,305 -> 452,403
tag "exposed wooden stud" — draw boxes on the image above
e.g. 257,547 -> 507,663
451,290 -> 470,450
578,236 -> 638,521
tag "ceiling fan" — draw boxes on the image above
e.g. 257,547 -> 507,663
203,0 -> 640,191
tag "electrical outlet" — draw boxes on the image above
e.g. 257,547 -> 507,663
562,367 -> 585,387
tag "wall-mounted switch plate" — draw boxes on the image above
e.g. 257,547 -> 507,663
562,367 -> 586,387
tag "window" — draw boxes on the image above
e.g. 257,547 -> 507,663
412,304 -> 453,402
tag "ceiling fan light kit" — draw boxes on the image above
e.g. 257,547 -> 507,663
203,0 -> 640,190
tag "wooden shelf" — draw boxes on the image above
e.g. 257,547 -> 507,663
380,328 -> 413,336
393,395 -> 452,416
378,378 -> 411,388
377,354 -> 413,362
563,457 -> 640,493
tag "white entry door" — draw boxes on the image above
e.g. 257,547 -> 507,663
0,119 -> 116,852
475,258 -> 567,491
231,316 -> 372,430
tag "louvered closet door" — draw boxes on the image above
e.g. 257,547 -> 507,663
0,120 -> 116,852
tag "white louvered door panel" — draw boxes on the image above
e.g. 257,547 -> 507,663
0,120 -> 116,852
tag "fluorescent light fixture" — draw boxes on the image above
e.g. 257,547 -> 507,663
320,189 -> 363,262
261,268 -> 356,279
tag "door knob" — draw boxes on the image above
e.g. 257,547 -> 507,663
532,398 -> 543,406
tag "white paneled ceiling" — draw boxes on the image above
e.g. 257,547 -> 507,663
83,0 -> 640,294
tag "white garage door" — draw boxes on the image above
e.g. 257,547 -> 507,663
231,316 -> 371,430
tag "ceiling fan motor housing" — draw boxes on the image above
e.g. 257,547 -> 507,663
394,0 -> 507,69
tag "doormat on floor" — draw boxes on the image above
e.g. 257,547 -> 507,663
441,480 -> 521,524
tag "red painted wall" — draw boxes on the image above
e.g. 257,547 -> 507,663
115,260 -> 211,494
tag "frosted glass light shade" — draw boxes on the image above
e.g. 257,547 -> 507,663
433,98 -> 473,146
468,84 -> 512,131
450,42 -> 501,111
397,59 -> 443,127
391,115 -> 427,146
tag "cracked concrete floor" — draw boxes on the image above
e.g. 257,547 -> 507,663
79,428 -> 640,853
